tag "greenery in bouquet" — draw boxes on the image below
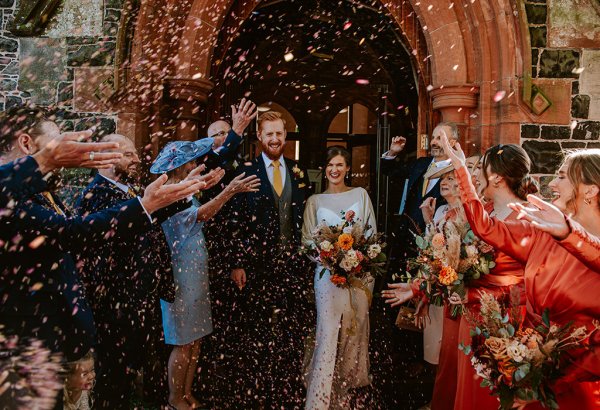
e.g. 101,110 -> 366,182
407,218 -> 495,316
459,290 -> 600,410
303,210 -> 387,288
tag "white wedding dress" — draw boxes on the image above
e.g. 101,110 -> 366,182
302,187 -> 377,409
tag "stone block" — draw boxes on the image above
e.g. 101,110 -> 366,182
588,142 -> 600,149
541,125 -> 571,139
539,49 -> 579,78
571,95 -> 590,119
531,48 -> 539,66
525,4 -> 547,24
538,175 -> 555,199
1,60 -> 18,75
105,0 -> 125,8
529,27 -> 547,48
589,97 -> 600,121
561,141 -> 586,149
5,95 -> 21,109
572,81 -> 579,95
522,140 -> 563,174
0,37 -> 18,53
103,21 -> 119,37
104,8 -> 121,23
526,78 -> 572,125
58,81 -> 73,106
521,124 -> 540,139
44,0 -> 103,38
572,121 -> 600,140
579,51 -> 600,119
73,67 -> 115,113
0,78 -> 17,91
548,0 -> 600,48
0,0 -> 15,7
19,38 -> 68,105
75,117 -> 116,138
67,41 -> 115,67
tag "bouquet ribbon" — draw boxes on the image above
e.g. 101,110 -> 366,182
346,276 -> 373,336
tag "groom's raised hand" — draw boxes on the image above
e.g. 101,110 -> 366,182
231,268 -> 247,290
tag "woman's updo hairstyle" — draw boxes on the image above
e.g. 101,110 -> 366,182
324,145 -> 351,168
482,144 -> 539,200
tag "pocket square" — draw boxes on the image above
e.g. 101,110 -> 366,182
298,183 -> 306,188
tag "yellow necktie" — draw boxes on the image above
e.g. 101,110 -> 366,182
422,162 -> 437,197
42,191 -> 65,216
272,159 -> 283,196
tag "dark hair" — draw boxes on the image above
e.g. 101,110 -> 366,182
482,144 -> 539,200
0,105 -> 52,153
325,145 -> 351,168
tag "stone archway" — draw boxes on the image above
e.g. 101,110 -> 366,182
116,0 -> 532,156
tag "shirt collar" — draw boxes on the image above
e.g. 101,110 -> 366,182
432,158 -> 451,168
261,152 -> 285,168
100,174 -> 130,194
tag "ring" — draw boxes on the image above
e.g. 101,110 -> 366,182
89,151 -> 95,161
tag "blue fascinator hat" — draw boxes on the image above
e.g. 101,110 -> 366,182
150,138 -> 214,174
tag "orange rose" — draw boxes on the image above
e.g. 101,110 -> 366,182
497,359 -> 515,386
338,233 -> 354,251
330,274 -> 347,286
438,266 -> 458,285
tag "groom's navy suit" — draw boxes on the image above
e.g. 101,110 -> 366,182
228,154 -> 311,407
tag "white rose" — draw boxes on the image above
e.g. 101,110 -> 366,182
343,226 -> 353,234
465,245 -> 478,259
368,244 -> 381,259
340,258 -> 354,272
506,340 -> 527,363
320,240 -> 334,252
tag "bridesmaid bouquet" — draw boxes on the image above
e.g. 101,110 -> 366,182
407,219 -> 496,316
304,210 -> 387,289
460,291 -> 600,410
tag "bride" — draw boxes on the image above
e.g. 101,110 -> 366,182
302,146 -> 377,409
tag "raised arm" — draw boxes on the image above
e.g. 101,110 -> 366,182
196,173 -> 260,222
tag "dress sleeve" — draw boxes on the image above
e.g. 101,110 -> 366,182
455,166 -> 535,265
558,218 -> 600,272
301,195 -> 318,247
362,188 -> 377,236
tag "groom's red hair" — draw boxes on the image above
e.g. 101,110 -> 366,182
257,111 -> 286,132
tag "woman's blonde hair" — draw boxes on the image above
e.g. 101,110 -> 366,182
563,148 -> 600,212
63,350 -> 95,410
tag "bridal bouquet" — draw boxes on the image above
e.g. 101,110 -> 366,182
459,291 -> 600,410
304,210 -> 387,289
407,218 -> 496,316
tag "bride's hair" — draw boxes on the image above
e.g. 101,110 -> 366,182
325,145 -> 351,168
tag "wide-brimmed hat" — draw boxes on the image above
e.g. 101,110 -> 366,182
424,163 -> 455,180
150,138 -> 214,174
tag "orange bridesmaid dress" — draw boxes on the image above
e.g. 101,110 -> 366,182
455,165 -> 600,409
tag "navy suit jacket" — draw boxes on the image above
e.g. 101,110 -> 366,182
0,156 -> 48,209
0,184 -> 151,360
229,156 -> 310,273
381,155 -> 447,233
75,174 -> 181,324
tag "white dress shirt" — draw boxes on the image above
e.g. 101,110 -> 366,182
100,174 -> 153,222
261,152 -> 287,188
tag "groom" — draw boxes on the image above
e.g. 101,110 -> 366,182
229,110 -> 311,407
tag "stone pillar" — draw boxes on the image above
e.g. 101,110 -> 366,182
429,85 -> 480,154
160,77 -> 214,143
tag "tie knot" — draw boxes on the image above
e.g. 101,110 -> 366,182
272,159 -> 280,167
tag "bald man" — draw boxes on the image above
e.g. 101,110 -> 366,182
75,134 -> 184,408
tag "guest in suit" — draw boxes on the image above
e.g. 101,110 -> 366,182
75,133 -> 201,409
228,110 -> 311,407
0,108 -> 206,367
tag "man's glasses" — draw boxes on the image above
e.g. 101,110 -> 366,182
209,130 -> 228,138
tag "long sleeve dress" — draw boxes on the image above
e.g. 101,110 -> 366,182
302,187 -> 376,410
455,165 -> 600,409
453,203 -> 525,409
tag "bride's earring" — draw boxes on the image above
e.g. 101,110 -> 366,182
584,197 -> 592,206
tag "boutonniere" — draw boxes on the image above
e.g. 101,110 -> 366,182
292,165 -> 305,180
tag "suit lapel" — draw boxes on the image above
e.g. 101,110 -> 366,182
255,156 -> 275,203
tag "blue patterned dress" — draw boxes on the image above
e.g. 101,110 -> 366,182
160,204 -> 213,345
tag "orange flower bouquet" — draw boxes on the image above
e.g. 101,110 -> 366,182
460,290 -> 600,409
407,218 -> 495,316
303,210 -> 386,288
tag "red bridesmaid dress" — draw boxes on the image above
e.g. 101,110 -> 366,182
455,165 -> 600,409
